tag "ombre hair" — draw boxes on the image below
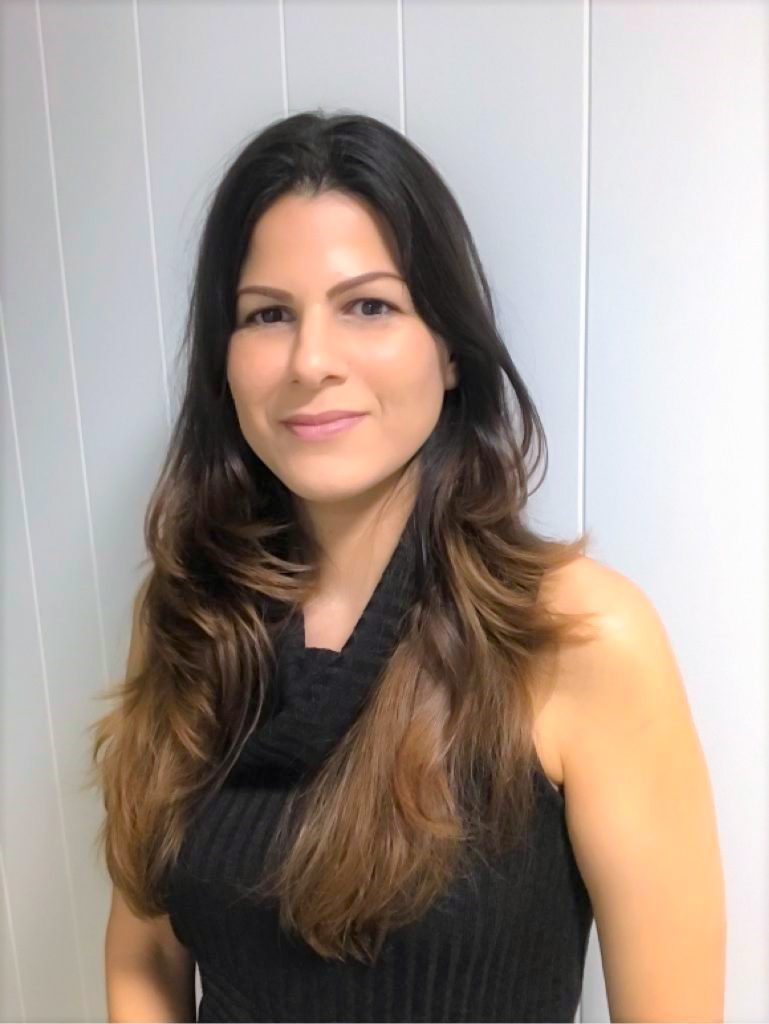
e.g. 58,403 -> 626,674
85,109 -> 599,964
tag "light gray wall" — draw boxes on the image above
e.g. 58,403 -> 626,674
1,1 -> 766,1020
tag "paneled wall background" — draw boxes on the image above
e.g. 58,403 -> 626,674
1,1 -> 766,1020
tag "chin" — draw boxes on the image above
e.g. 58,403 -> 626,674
283,463 -> 413,507
286,480 -> 382,505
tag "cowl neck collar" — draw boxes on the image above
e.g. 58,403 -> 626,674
229,513 -> 421,784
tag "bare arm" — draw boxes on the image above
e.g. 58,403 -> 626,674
558,565 -> 725,1022
105,885 -> 197,1023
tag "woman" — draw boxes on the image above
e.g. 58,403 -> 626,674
89,110 -> 725,1023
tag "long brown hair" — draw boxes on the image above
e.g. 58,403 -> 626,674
84,109 -> 599,964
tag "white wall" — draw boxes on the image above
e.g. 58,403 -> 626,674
1,1 -> 766,1020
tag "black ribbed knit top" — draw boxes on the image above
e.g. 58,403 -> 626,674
164,516 -> 594,1022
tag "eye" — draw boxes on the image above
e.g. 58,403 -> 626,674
241,297 -> 396,328
242,306 -> 286,327
350,297 -> 395,319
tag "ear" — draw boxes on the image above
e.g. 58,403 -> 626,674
436,333 -> 459,390
444,353 -> 459,390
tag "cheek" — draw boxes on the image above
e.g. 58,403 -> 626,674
227,341 -> 277,416
375,341 -> 446,411
372,346 -> 447,448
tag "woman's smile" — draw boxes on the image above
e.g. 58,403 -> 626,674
282,412 -> 368,440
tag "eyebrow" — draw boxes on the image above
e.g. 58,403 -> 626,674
235,270 -> 406,302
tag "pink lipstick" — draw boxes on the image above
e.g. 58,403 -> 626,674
282,413 -> 367,440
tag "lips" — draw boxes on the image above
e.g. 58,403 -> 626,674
282,410 -> 364,426
282,413 -> 367,440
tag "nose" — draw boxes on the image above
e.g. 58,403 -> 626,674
286,309 -> 347,386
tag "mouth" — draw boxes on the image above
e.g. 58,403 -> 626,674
282,413 -> 368,441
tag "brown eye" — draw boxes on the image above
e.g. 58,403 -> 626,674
352,298 -> 395,318
243,306 -> 286,327
241,297 -> 396,328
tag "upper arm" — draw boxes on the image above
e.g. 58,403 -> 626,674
106,884 -> 193,976
557,564 -> 726,1023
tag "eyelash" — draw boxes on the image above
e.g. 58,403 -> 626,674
241,297 -> 396,328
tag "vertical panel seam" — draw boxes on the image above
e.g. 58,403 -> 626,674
278,0 -> 289,115
0,308 -> 30,1022
397,0 -> 406,134
577,0 -> 593,1021
34,2 -> 98,1016
131,0 -> 172,433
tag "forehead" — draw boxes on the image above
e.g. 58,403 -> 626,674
239,191 -> 399,279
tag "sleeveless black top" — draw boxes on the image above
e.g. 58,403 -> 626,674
164,516 -> 594,1022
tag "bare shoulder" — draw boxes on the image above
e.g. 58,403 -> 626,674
540,551 -> 678,699
532,554 -> 666,785
537,558 -> 725,1020
540,552 -> 640,622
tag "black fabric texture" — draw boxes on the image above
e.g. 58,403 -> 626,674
164,514 -> 594,1022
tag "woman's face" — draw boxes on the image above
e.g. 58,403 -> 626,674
227,189 -> 458,508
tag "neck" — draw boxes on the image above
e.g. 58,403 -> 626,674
293,463 -> 418,604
